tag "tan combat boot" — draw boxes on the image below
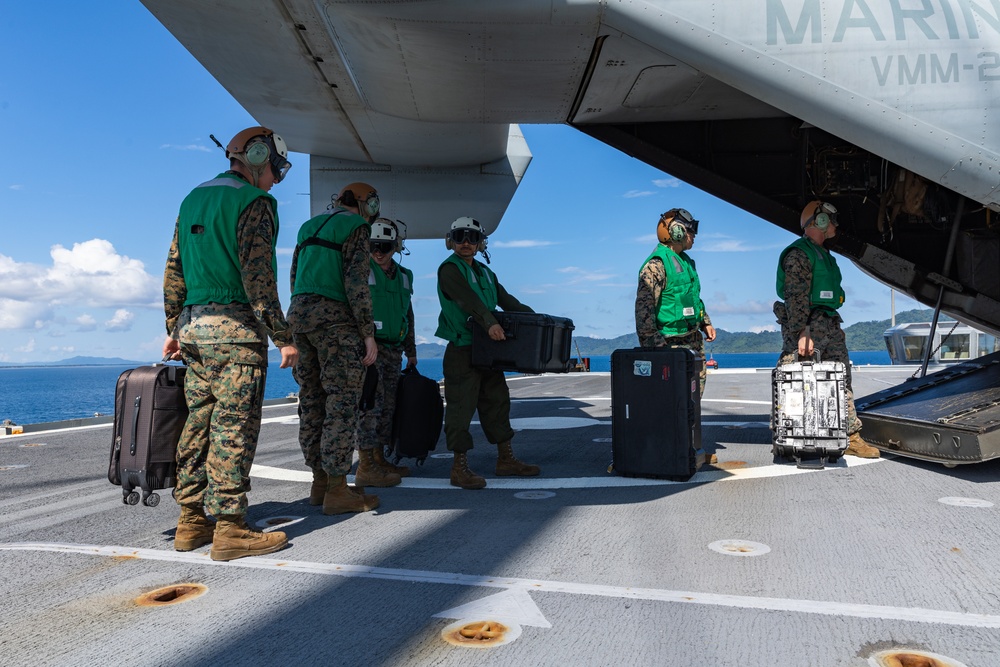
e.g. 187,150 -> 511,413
309,467 -> 328,506
450,451 -> 486,489
495,440 -> 540,477
323,475 -> 380,515
354,449 -> 402,487
373,446 -> 410,478
209,515 -> 287,561
174,504 -> 214,552
846,433 -> 881,458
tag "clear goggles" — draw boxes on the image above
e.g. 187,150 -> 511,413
449,228 -> 482,245
270,156 -> 292,183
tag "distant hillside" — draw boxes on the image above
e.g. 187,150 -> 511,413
0,355 -> 146,368
573,308 -> 944,355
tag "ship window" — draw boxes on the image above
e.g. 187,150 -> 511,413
902,335 -> 926,361
939,333 -> 970,359
978,333 -> 999,357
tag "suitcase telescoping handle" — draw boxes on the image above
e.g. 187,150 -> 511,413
153,354 -> 185,385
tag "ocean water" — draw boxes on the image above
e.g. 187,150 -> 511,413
0,349 -> 890,426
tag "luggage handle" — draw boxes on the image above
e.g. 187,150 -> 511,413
153,354 -> 186,385
797,351 -> 822,363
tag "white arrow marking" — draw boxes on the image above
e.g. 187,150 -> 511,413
434,588 -> 551,628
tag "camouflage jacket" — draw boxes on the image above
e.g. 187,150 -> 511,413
777,246 -> 843,335
163,193 -> 291,347
635,256 -> 712,348
287,223 -> 375,338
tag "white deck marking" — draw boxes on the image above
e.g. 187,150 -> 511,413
4,541 -> 999,629
435,588 -> 551,628
702,398 -> 772,406
250,456 -> 884,488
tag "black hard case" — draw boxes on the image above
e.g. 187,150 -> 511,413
391,368 -> 443,464
611,347 -> 705,480
470,312 -> 575,374
108,364 -> 188,506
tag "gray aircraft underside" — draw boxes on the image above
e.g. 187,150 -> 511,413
141,0 -> 1000,335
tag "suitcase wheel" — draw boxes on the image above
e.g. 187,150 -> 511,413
143,493 -> 160,507
125,491 -> 140,505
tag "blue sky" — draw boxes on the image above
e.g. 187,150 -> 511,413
0,2 -> 917,363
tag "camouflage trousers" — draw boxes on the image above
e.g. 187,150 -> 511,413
174,341 -> 266,518
357,343 -> 402,454
442,343 -> 514,453
293,326 -> 365,476
657,329 -> 708,398
778,311 -> 862,435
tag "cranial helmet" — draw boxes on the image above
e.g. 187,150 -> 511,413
226,126 -> 291,183
450,217 -> 486,234
445,216 -> 489,260
371,218 -> 404,253
800,200 -> 838,231
656,208 -> 698,244
338,182 -> 380,220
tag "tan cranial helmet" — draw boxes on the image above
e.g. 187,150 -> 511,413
656,208 -> 698,244
800,200 -> 838,230
226,126 -> 291,183
338,182 -> 380,219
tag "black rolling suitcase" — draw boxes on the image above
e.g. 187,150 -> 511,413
390,368 -> 443,464
108,363 -> 188,506
610,347 -> 705,480
470,312 -> 575,373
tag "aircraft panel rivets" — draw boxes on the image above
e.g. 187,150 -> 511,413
708,540 -> 771,557
938,497 -> 994,508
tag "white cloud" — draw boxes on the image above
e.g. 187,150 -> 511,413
105,309 -> 135,332
17,338 -> 36,353
75,314 -> 97,331
490,240 -> 556,248
750,324 -> 778,333
552,267 -> 617,285
635,233 -> 657,244
623,190 -> 655,198
0,239 -> 160,316
0,299 -> 52,330
708,292 -> 774,315
275,246 -> 294,256
160,143 -> 212,153
9,184 -> 24,191
653,178 -> 681,188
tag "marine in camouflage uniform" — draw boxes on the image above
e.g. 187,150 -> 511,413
287,182 -> 383,513
436,216 -> 541,490
635,208 -> 716,397
773,201 -> 880,458
357,220 -> 417,481
162,126 -> 298,561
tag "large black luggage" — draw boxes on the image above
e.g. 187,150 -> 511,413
610,347 -> 705,480
771,356 -> 848,468
390,368 -> 443,464
470,312 -> 575,374
108,364 -> 188,506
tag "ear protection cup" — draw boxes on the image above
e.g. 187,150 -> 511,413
669,220 -> 687,242
813,207 -> 831,231
244,139 -> 270,167
445,235 -> 453,250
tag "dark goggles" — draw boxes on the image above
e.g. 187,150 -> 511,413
450,229 -> 482,245
370,240 -> 394,254
270,156 -> 291,183
674,208 -> 699,235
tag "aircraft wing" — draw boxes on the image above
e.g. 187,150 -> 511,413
141,0 -> 1000,333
